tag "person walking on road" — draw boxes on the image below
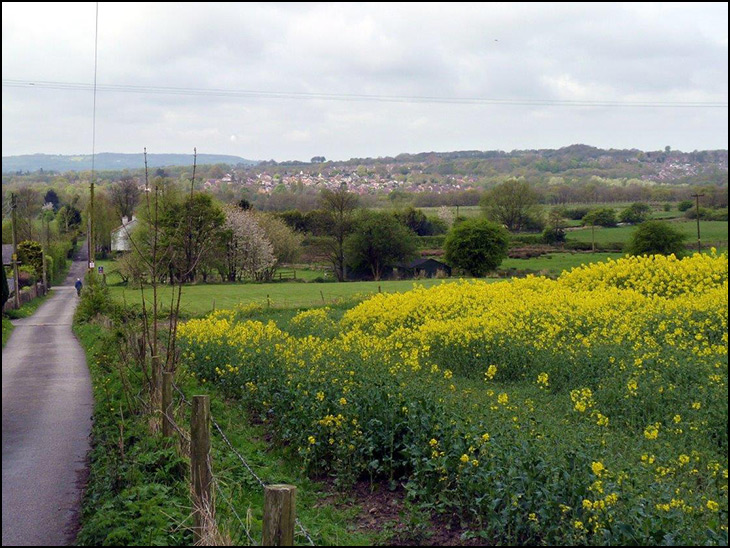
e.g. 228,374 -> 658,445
74,278 -> 82,296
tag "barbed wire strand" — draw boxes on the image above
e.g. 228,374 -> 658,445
210,473 -> 258,546
176,382 -> 316,545
174,381 -> 315,545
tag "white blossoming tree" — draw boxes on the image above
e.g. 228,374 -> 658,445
223,205 -> 275,281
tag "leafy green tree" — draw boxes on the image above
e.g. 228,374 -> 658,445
17,240 -> 43,278
44,189 -> 60,211
255,212 -> 304,280
160,193 -> 225,282
444,219 -> 509,277
627,221 -> 686,257
582,208 -> 617,252
58,204 -> 82,233
619,202 -> 651,224
345,212 -> 418,281
393,206 -> 447,236
480,179 -> 541,232
582,208 -> 617,228
542,209 -> 566,245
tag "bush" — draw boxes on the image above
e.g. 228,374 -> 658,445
626,220 -> 686,257
444,219 -> 509,276
542,226 -> 566,245
677,200 -> 694,212
76,271 -> 112,322
684,207 -> 729,222
561,207 -> 592,221
17,266 -> 37,288
663,203 -> 673,212
619,203 -> 650,225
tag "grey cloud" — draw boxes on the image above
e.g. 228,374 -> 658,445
2,2 -> 727,159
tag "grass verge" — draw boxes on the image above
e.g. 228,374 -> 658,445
2,292 -> 51,348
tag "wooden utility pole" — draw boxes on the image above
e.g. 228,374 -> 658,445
88,181 -> 95,269
691,193 -> 704,253
10,193 -> 21,309
41,214 -> 48,291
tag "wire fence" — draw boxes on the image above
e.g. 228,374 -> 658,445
169,380 -> 316,546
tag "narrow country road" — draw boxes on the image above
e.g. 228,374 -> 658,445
2,244 -> 94,546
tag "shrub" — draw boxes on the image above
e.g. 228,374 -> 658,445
542,226 -> 566,245
619,202 -> 650,225
444,219 -> 509,276
562,207 -> 592,221
685,207 -> 729,222
627,220 -> 686,257
75,271 -> 112,322
17,266 -> 36,288
677,199 -> 694,212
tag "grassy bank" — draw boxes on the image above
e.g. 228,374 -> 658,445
2,291 -> 51,348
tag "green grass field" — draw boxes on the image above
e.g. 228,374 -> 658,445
500,252 -> 624,274
567,220 -> 728,246
109,278 -> 461,317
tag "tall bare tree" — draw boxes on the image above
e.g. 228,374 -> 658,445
480,179 -> 541,232
320,184 -> 359,281
13,186 -> 42,241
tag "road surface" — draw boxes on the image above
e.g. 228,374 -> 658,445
2,245 -> 94,546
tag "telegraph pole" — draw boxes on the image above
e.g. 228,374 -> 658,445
691,193 -> 704,253
41,217 -> 47,292
10,193 -> 21,309
88,180 -> 95,269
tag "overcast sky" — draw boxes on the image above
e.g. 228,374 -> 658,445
2,2 -> 728,161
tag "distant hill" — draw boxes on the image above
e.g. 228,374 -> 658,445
1,153 -> 258,173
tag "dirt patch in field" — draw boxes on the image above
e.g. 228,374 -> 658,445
316,480 -> 488,546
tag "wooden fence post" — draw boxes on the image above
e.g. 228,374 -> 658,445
263,484 -> 296,546
191,395 -> 213,543
162,371 -> 173,438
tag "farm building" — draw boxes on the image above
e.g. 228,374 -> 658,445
396,258 -> 451,279
111,216 -> 138,252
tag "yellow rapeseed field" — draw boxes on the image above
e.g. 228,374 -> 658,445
179,251 -> 728,544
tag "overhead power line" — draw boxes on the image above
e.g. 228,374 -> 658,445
2,78 -> 727,108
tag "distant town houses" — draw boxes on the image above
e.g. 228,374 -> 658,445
196,165 -> 479,196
